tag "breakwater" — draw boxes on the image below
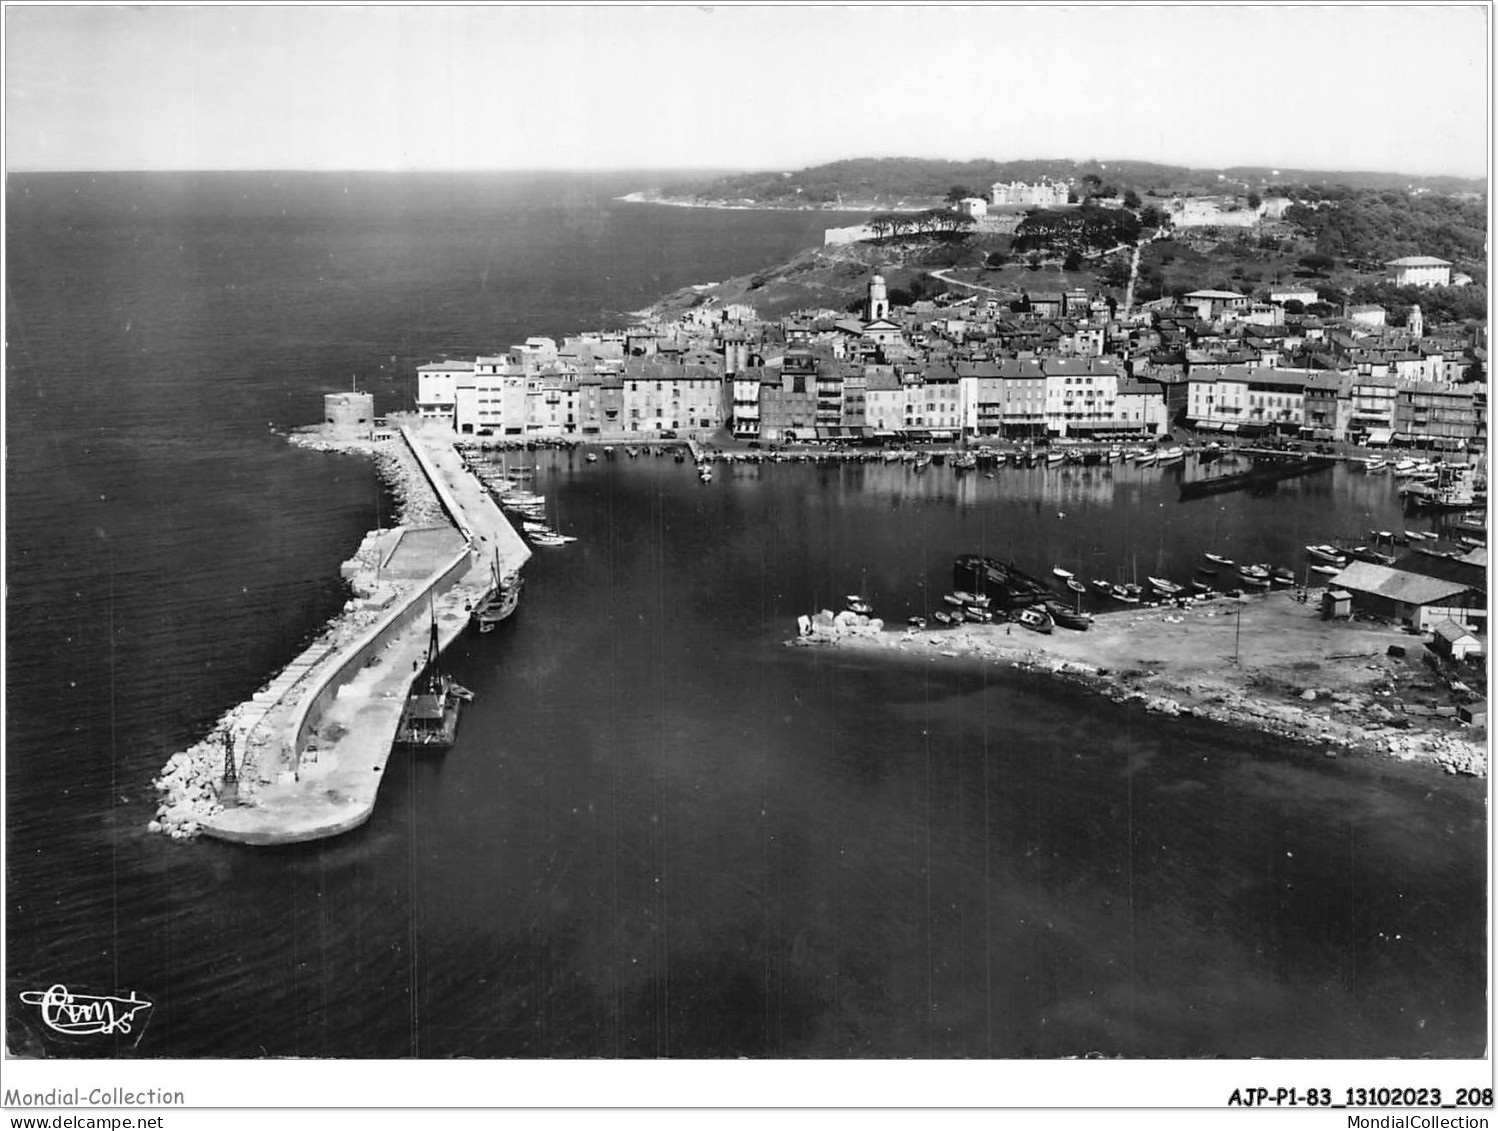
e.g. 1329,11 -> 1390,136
152,421 -> 530,844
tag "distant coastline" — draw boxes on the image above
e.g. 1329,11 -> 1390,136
616,190 -> 908,213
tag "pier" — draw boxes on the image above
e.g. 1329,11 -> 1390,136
197,422 -> 530,845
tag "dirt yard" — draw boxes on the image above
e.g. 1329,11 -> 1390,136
792,590 -> 1486,776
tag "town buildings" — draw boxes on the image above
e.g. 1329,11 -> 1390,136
410,268 -> 1484,452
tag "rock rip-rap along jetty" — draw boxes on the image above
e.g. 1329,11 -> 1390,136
152,420 -> 530,845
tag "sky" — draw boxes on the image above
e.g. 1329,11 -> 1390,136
3,4 -> 1490,178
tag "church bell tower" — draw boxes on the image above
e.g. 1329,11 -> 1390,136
867,274 -> 889,322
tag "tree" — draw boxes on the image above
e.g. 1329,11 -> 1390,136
1063,250 -> 1084,272
945,185 -> 977,204
1067,188 -> 1079,204
1123,188 -> 1142,210
1283,299 -> 1306,316
1299,252 -> 1336,277
985,250 -> 1009,270
1139,205 -> 1168,231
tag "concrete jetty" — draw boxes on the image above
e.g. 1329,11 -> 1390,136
194,421 -> 530,845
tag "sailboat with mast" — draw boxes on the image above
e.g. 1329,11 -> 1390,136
471,551 -> 523,633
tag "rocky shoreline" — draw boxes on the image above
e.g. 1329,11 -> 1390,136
150,427 -> 447,839
789,596 -> 1487,778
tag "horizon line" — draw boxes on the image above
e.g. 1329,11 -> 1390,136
5,162 -> 1489,183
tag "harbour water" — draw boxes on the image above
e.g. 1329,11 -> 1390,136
4,172 -> 1485,1058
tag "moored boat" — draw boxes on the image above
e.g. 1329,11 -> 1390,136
1016,606 -> 1054,634
394,618 -> 471,750
1044,601 -> 1092,631
1304,544 -> 1346,565
1203,551 -> 1235,567
1147,576 -> 1182,597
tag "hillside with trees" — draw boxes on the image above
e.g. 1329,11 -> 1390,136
648,156 -> 1485,209
1279,187 -> 1487,273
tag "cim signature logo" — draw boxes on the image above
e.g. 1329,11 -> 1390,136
19,984 -> 153,1038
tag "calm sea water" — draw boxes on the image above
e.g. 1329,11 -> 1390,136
4,172 -> 1486,1059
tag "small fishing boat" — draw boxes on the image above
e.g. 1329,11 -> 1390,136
529,532 -> 570,547
1203,552 -> 1235,567
1304,544 -> 1346,565
943,593 -> 967,608
585,452 -> 598,463
932,610 -> 955,626
1310,563 -> 1341,577
907,616 -> 927,629
1091,578 -> 1114,594
1052,566 -> 1075,580
1065,578 -> 1087,594
1044,602 -> 1092,631
963,606 -> 993,623
1363,458 -> 1387,472
1237,565 -> 1271,588
1147,576 -> 1182,597
845,596 -> 873,615
1270,567 -> 1295,587
1110,584 -> 1140,604
1046,450 -> 1066,466
1016,606 -> 1054,634
1154,445 -> 1185,465
1133,450 -> 1158,467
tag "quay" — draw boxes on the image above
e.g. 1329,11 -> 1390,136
191,421 -> 530,845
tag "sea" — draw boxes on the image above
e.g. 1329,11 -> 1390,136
4,171 -> 1486,1062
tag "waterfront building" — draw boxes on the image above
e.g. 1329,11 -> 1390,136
861,366 -> 905,436
1385,256 -> 1452,288
1112,377 -> 1170,436
840,371 -> 868,434
909,364 -> 962,438
1042,357 -> 1123,438
1346,374 -> 1399,445
731,369 -> 762,440
1186,365 -> 1307,435
759,358 -> 818,441
620,359 -> 725,435
1393,381 -> 1481,449
1329,561 -> 1485,632
1301,370 -> 1353,441
415,360 -> 476,423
